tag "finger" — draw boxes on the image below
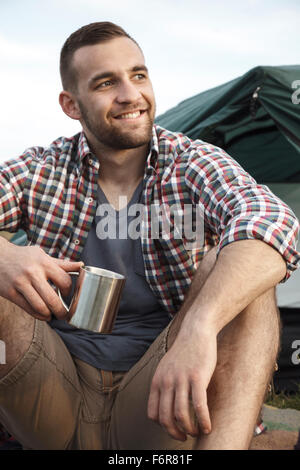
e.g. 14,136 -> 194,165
49,258 -> 83,297
158,385 -> 186,441
15,284 -> 52,321
53,258 -> 84,272
147,379 -> 160,422
191,383 -> 211,434
46,264 -> 75,299
31,275 -> 68,319
174,384 -> 199,437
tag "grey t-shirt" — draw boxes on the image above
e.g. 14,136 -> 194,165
50,181 -> 171,371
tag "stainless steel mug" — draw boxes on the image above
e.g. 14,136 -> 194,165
59,266 -> 126,333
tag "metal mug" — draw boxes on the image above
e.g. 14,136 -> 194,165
58,266 -> 126,333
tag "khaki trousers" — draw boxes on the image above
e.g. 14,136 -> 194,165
0,318 -> 195,450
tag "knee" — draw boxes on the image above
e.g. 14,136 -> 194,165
252,287 -> 277,306
0,296 -> 30,319
239,288 -> 281,362
0,297 -> 35,378
218,288 -> 280,356
200,246 -> 218,278
0,297 -> 17,329
0,296 -> 11,329
246,288 -> 280,330
0,296 -> 34,339
0,296 -> 16,315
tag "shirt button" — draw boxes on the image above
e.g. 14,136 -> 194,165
87,197 -> 93,204
74,239 -> 80,245
88,159 -> 94,166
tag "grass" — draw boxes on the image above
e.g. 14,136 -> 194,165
266,384 -> 300,411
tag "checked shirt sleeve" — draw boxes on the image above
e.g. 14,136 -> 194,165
185,145 -> 300,281
0,152 -> 34,232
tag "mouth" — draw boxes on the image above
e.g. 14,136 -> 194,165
114,110 -> 146,120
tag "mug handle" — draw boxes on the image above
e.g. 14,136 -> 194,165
57,271 -> 80,312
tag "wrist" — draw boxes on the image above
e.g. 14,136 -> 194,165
178,310 -> 219,341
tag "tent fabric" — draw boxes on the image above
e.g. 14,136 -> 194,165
156,65 -> 300,183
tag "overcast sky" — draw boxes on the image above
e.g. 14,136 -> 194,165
1,0 -> 299,161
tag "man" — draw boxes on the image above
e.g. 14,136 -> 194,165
0,22 -> 299,450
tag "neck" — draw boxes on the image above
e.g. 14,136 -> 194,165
100,145 -> 149,186
83,128 -> 151,187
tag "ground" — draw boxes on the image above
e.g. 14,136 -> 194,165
249,405 -> 300,450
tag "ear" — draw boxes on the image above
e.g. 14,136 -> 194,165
59,91 -> 81,120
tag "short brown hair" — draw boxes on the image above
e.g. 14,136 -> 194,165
60,22 -> 139,92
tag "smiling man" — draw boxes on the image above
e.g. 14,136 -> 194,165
0,22 -> 299,450
66,41 -> 155,151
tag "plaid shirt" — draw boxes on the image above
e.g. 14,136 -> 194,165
1,125 -> 299,314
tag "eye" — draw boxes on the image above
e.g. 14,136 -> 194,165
96,80 -> 113,89
133,73 -> 147,81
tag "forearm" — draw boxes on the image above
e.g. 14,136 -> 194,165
178,239 -> 286,338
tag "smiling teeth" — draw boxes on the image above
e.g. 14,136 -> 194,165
119,111 -> 141,119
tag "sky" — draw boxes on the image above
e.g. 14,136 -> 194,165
0,0 -> 300,161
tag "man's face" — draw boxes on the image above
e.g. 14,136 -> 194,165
72,37 -> 156,151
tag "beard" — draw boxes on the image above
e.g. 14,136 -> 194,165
78,101 -> 155,150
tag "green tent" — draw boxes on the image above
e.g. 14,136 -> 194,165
156,65 -> 300,309
157,66 -> 300,391
156,65 -> 300,183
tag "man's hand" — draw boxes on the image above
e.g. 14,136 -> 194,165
0,238 -> 83,321
147,325 -> 217,441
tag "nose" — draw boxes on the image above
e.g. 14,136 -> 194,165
115,78 -> 141,104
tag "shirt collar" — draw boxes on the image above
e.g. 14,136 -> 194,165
146,125 -> 159,172
78,131 -> 97,164
77,126 -> 159,172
